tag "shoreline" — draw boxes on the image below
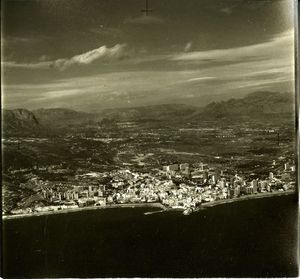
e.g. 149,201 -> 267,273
2,190 -> 295,220
2,202 -> 165,220
199,189 -> 296,210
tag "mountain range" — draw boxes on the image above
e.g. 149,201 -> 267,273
2,91 -> 295,136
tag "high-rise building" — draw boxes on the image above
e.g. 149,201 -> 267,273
246,186 -> 254,195
211,175 -> 216,184
233,180 -> 239,188
180,163 -> 189,171
290,165 -> 295,172
164,164 -> 179,174
281,172 -> 290,182
219,179 -> 226,188
66,192 -> 70,200
230,176 -> 234,186
98,189 -> 103,197
229,186 -> 240,198
42,190 -> 47,198
284,163 -> 290,171
199,163 -> 204,171
252,179 -> 258,193
210,169 -> 221,181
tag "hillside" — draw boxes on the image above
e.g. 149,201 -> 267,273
99,104 -> 199,121
2,109 -> 40,135
33,108 -> 95,127
202,91 -> 294,117
2,92 -> 295,135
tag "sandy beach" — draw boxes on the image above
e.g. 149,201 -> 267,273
2,190 -> 295,220
2,202 -> 166,220
200,189 -> 296,209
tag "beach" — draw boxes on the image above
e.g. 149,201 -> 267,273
200,189 -> 296,209
2,202 -> 166,220
2,189 -> 295,220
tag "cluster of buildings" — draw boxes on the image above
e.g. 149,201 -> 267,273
160,161 -> 295,205
41,184 -> 107,208
9,159 -> 296,215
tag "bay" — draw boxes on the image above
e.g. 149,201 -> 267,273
2,194 -> 298,278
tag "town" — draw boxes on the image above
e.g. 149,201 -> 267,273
7,159 -> 296,217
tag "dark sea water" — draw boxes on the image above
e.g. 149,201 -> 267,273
2,194 -> 298,278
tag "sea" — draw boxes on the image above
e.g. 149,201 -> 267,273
2,194 -> 298,278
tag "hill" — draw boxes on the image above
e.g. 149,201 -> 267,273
202,91 -> 294,117
33,108 -> 95,127
99,104 -> 199,121
2,109 -> 40,136
2,92 -> 295,135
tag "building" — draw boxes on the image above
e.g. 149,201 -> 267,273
290,165 -> 295,172
95,198 -> 106,206
251,179 -> 258,193
168,164 -> 179,171
211,175 -> 216,185
281,172 -> 291,182
97,189 -> 103,197
218,179 -> 226,188
203,171 -> 209,180
199,163 -> 209,171
245,186 -> 254,195
179,163 -> 189,171
284,163 -> 289,171
229,186 -> 240,198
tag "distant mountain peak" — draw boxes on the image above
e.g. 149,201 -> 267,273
2,108 -> 39,136
2,91 -> 294,136
202,91 -> 294,118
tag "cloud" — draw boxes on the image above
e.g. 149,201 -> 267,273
3,60 -> 294,110
3,30 -> 295,110
172,29 -> 294,63
2,35 -> 47,45
3,70 -> 214,109
184,42 -> 193,52
53,44 -> 128,70
186,77 -> 216,82
3,43 -> 129,71
124,15 -> 164,25
219,7 -> 233,15
1,60 -> 51,69
90,26 -> 123,38
39,55 -> 50,62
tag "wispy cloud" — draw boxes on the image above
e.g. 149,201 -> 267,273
169,29 -> 294,94
2,35 -> 51,45
53,44 -> 128,70
2,29 -> 295,110
1,61 -> 51,69
171,29 -> 294,63
124,15 -> 164,25
219,7 -> 233,15
186,77 -> 216,82
184,42 -> 193,52
2,43 -> 129,71
3,70 -> 214,109
90,26 -> 124,38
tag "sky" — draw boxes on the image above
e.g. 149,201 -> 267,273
1,0 -> 296,111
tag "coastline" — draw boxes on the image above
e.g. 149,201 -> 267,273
2,202 -> 166,220
200,189 -> 296,210
2,190 -> 295,220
